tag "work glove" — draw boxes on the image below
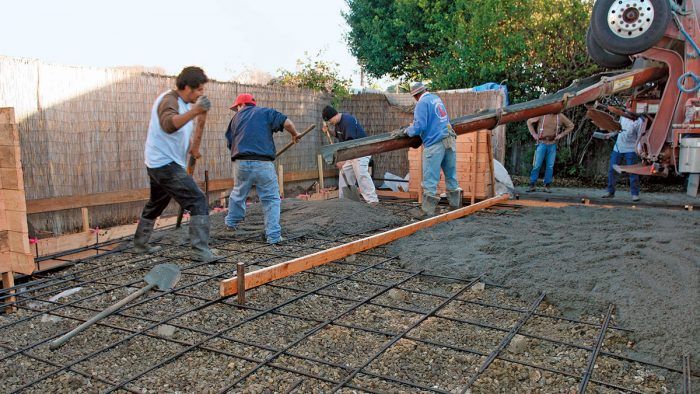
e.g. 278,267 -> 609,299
390,126 -> 408,138
195,95 -> 211,112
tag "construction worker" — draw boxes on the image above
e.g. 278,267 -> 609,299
135,66 -> 219,262
599,109 -> 644,201
525,103 -> 574,193
321,105 -> 379,203
224,93 -> 301,244
393,82 -> 462,215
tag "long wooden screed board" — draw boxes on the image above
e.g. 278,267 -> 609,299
220,194 -> 509,297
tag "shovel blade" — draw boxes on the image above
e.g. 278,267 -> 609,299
341,186 -> 362,202
144,263 -> 181,291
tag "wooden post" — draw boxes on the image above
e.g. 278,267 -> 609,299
277,165 -> 284,198
81,207 -> 90,232
220,191 -> 228,208
220,194 -> 509,296
471,134 -> 479,204
2,271 -> 16,313
236,263 -> 246,305
317,155 -> 325,190
486,133 -> 496,198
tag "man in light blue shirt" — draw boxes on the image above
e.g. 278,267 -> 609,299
394,82 -> 462,216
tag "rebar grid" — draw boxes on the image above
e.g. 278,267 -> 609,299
0,202 -> 691,393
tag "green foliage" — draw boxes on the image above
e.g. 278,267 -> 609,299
345,0 -> 600,101
274,52 -> 352,103
345,0 -> 605,179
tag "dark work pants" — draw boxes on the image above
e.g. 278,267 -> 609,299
141,162 -> 208,220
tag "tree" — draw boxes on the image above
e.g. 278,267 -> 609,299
345,0 -> 603,177
344,0 -> 599,102
273,52 -> 352,101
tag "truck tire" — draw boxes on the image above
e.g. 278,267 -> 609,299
586,26 -> 633,68
590,0 -> 670,55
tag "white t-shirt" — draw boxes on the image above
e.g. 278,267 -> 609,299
144,91 -> 194,168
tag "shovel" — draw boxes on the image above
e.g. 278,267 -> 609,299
50,263 -> 181,350
339,167 -> 362,202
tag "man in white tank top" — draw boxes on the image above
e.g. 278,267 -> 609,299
134,66 -> 219,262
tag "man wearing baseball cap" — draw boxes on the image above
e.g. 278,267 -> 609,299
393,82 -> 462,216
224,93 -> 301,244
322,105 -> 379,203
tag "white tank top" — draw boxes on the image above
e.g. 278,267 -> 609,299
144,91 -> 193,168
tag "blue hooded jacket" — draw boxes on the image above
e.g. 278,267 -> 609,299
225,105 -> 287,161
406,92 -> 451,147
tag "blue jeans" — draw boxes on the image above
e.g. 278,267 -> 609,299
225,160 -> 282,243
422,141 -> 459,196
530,143 -> 557,185
607,150 -> 640,196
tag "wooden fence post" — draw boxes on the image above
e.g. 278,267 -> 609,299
317,155 -> 325,190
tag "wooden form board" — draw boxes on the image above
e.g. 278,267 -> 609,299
0,108 -> 34,276
220,194 -> 509,297
26,169 -> 339,214
408,130 -> 494,201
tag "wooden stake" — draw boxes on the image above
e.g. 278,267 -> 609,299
317,155 -> 325,190
471,134 -> 479,204
220,191 -> 228,208
278,165 -> 284,198
81,207 -> 90,232
236,263 -> 246,305
2,271 -> 16,313
486,133 -> 496,198
220,194 -> 509,296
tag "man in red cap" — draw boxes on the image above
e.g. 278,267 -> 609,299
224,93 -> 301,244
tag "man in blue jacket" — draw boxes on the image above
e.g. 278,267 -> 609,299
224,93 -> 301,244
394,82 -> 462,215
322,105 -> 378,203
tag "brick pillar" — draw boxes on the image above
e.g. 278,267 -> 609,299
407,130 -> 493,203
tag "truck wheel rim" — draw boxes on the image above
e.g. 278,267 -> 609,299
607,0 -> 655,39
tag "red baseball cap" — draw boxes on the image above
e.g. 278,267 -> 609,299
230,93 -> 256,109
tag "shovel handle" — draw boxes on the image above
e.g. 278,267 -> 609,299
276,124 -> 316,158
50,283 -> 155,350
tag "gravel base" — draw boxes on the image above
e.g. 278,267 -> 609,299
1,199 -> 689,392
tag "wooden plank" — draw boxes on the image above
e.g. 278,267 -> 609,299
317,155 -> 325,190
33,213 -> 183,257
501,199 -> 616,209
486,132 -> 496,198
375,190 -> 419,199
220,194 -> 509,296
0,108 -> 15,125
81,208 -> 90,232
26,171 -> 338,214
471,135 -> 479,204
2,271 -> 16,313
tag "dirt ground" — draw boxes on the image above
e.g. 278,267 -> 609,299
389,187 -> 699,368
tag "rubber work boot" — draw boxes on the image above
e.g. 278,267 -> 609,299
189,215 -> 221,262
421,193 -> 441,217
447,188 -> 463,210
526,184 -> 536,192
133,218 -> 162,254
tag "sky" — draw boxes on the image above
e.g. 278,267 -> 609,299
0,0 -> 379,87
